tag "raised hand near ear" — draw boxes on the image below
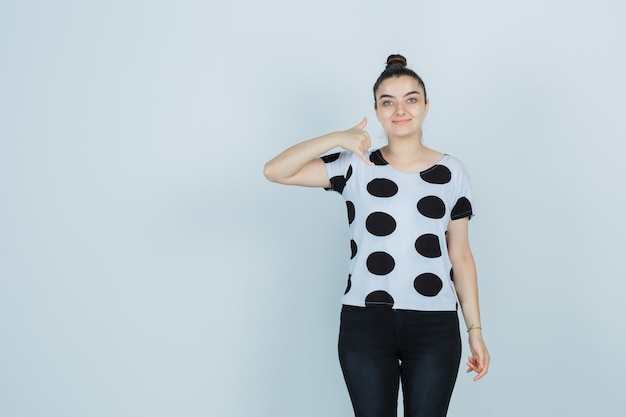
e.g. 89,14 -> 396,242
264,116 -> 373,186
339,117 -> 372,165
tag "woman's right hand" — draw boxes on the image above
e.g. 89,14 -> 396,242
264,117 -> 372,186
338,117 -> 372,166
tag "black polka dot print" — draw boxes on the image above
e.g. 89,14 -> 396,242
323,154 -> 352,194
366,251 -> 395,275
329,176 -> 347,194
414,234 -> 442,258
321,152 -> 340,163
365,290 -> 394,308
417,196 -> 446,219
346,201 -> 355,224
346,165 -> 353,181
323,150 -> 474,310
451,197 -> 473,220
420,165 -> 452,184
369,150 -> 388,166
366,212 -> 397,236
413,273 -> 443,297
367,178 -> 399,198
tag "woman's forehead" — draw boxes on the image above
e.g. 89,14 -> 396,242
377,76 -> 422,96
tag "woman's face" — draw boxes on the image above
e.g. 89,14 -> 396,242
374,75 -> 429,139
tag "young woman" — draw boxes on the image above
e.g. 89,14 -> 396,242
264,54 -> 489,417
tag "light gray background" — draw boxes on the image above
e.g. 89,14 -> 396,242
1,1 -> 625,416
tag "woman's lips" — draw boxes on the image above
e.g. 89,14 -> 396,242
393,119 -> 411,126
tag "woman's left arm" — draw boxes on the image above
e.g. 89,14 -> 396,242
447,217 -> 490,381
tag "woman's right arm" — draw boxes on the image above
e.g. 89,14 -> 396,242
263,117 -> 372,187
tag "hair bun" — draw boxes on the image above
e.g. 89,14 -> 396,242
386,54 -> 407,69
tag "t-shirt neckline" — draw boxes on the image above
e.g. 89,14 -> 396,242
371,149 -> 448,175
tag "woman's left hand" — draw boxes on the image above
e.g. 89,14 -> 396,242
466,332 -> 490,381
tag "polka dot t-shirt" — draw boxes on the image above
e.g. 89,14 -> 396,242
323,149 -> 474,311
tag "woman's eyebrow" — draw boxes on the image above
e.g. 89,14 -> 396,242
378,91 -> 421,100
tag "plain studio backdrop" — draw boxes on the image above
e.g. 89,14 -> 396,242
1,1 -> 625,416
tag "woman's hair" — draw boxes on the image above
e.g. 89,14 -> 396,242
373,54 -> 427,105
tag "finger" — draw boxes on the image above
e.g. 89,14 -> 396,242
466,357 -> 482,373
355,116 -> 367,130
356,149 -> 372,166
467,354 -> 488,381
474,367 -> 488,381
466,362 -> 480,373
363,131 -> 371,149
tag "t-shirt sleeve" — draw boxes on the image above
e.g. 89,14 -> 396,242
321,151 -> 353,194
450,160 -> 474,220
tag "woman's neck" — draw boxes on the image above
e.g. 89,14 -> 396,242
380,137 -> 443,173
382,135 -> 427,162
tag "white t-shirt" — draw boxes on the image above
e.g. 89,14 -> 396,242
323,149 -> 474,311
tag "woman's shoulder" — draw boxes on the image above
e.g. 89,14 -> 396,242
438,154 -> 472,184
440,153 -> 467,168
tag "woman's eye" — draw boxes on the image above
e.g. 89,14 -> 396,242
407,98 -> 417,103
383,100 -> 393,106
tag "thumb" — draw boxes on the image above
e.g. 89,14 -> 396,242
355,116 -> 367,130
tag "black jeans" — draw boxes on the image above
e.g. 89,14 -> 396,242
338,306 -> 461,417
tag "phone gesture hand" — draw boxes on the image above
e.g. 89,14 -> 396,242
340,117 -> 372,165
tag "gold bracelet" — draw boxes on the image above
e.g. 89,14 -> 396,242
467,325 -> 482,332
